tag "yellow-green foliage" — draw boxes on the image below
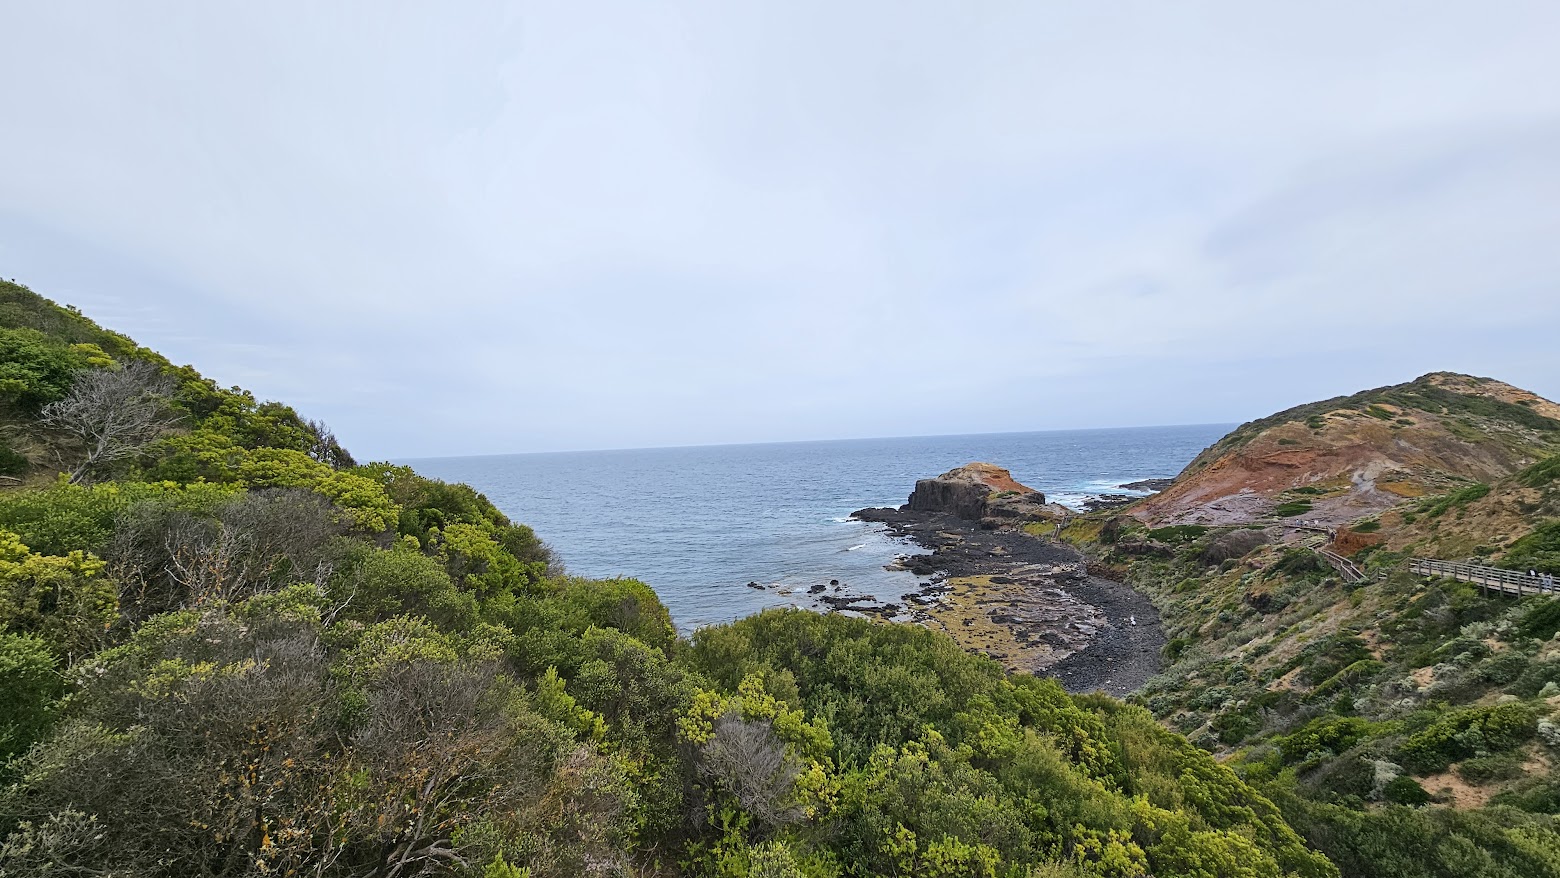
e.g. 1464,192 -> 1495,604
0,528 -> 116,658
0,479 -> 239,556
1060,519 -> 1106,545
684,610 -> 1334,878
156,434 -> 398,531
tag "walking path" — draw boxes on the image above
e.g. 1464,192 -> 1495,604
1409,558 -> 1555,598
1318,548 -> 1367,583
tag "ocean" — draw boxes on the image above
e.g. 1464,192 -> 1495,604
404,424 -> 1231,630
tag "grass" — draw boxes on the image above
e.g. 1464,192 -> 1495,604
1148,524 -> 1209,543
1420,483 -> 1492,518
1275,500 -> 1313,517
1518,455 -> 1560,489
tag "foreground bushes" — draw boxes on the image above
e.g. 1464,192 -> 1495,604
0,465 -> 1342,877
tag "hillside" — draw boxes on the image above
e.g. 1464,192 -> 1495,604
0,280 -> 1341,877
1134,373 -> 1560,528
1065,374 -> 1560,878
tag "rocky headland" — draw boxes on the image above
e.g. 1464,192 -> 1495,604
1133,372 -> 1560,529
853,463 -> 1164,696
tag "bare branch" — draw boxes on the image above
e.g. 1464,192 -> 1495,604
40,361 -> 181,484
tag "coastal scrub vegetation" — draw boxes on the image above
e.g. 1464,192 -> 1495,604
0,279 -> 1339,876
1084,507 -> 1560,878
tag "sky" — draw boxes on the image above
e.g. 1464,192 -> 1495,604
1,2 -> 1557,459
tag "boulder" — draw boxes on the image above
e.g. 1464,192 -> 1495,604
1120,478 -> 1176,492
906,463 -> 1050,521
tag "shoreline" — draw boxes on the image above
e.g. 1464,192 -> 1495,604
852,506 -> 1165,697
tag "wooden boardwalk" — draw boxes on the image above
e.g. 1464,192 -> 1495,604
1318,548 -> 1366,583
1410,558 -> 1555,598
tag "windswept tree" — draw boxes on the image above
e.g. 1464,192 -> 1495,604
305,417 -> 356,469
41,361 -> 181,484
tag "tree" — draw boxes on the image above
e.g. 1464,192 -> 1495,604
41,361 -> 182,483
106,488 -> 343,620
305,418 -> 357,469
0,327 -> 81,413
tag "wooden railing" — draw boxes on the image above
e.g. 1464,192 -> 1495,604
1409,558 -> 1555,598
1318,548 -> 1366,583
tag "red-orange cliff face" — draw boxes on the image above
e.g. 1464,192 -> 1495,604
1132,373 -> 1560,527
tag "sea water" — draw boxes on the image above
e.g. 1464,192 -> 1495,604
404,424 -> 1231,630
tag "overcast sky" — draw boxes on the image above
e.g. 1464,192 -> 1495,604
2,2 -> 1557,458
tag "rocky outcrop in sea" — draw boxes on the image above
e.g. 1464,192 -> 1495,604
862,462 -> 1070,525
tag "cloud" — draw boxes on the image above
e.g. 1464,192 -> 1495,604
1,1 -> 1557,456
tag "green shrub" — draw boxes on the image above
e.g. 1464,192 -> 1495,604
1272,548 -> 1329,580
1503,520 -> 1560,576
1275,500 -> 1313,518
1506,658 -> 1560,697
1276,715 -> 1375,765
1475,650 -> 1529,685
1147,524 -> 1208,543
1491,775 -> 1560,813
0,632 -> 62,761
1313,659 -> 1384,697
1279,785 -> 1560,876
1455,753 -> 1525,784
1382,775 -> 1430,806
0,481 -> 238,557
0,445 -> 27,477
1517,455 -> 1560,489
0,326 -> 84,412
1398,703 -> 1538,774
1212,709 -> 1261,745
1351,519 -> 1380,534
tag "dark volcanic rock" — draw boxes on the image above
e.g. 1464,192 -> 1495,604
1080,494 -> 1139,512
908,475 -> 995,519
1119,478 -> 1175,492
904,462 -> 1054,521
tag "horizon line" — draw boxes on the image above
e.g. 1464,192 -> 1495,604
394,421 -> 1240,463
